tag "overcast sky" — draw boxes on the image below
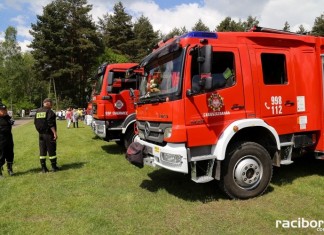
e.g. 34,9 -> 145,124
0,0 -> 323,52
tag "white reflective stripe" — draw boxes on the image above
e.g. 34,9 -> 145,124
211,118 -> 280,160
49,156 -> 57,160
39,156 -> 46,159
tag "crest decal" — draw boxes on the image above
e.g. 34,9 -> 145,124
208,93 -> 224,111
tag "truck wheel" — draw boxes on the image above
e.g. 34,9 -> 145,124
219,142 -> 272,199
124,128 -> 136,149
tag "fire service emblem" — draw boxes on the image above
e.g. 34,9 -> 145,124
208,93 -> 224,111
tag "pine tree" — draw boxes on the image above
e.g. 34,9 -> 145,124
242,16 -> 259,31
164,27 -> 188,39
296,24 -> 307,34
99,2 -> 134,59
311,13 -> 324,36
192,19 -> 210,32
216,17 -> 244,32
283,21 -> 290,32
29,0 -> 102,107
133,15 -> 159,62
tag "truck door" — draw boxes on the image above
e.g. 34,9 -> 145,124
185,47 -> 246,147
253,50 -> 298,134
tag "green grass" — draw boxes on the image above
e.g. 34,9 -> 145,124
0,120 -> 323,234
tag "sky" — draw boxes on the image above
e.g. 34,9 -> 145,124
0,0 -> 323,52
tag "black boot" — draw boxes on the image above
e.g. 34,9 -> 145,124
7,162 -> 14,176
0,166 -> 3,178
40,159 -> 49,173
50,158 -> 59,172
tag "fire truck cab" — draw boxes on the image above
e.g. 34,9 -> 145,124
92,63 -> 141,149
132,28 -> 324,199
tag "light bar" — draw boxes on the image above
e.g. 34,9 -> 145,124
180,31 -> 218,39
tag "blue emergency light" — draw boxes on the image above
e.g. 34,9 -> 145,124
180,31 -> 218,39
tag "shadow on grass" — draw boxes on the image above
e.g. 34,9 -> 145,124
139,155 -> 324,201
140,168 -> 229,202
101,144 -> 125,155
13,161 -> 87,176
271,154 -> 324,186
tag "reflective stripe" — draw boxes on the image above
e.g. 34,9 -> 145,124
49,156 -> 57,160
36,112 -> 46,119
39,156 -> 46,159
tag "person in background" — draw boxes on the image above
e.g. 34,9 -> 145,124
72,108 -> 79,128
65,108 -> 72,128
34,98 -> 59,173
0,101 -> 15,177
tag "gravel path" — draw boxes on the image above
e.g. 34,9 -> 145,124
12,118 -> 33,128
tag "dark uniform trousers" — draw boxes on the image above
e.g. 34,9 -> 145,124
39,133 -> 56,158
0,117 -> 14,168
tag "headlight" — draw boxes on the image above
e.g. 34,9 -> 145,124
164,127 -> 172,138
161,152 -> 182,165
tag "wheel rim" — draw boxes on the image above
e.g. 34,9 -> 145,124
233,155 -> 263,190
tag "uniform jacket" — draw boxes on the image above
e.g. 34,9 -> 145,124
0,115 -> 14,146
34,107 -> 57,134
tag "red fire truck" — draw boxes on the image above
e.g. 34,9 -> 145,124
129,27 -> 324,199
91,62 -> 140,148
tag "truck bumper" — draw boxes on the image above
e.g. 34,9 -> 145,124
92,119 -> 106,138
134,136 -> 189,174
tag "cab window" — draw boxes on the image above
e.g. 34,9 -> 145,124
191,51 -> 235,93
261,53 -> 287,85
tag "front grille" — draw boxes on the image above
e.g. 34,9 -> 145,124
137,121 -> 172,144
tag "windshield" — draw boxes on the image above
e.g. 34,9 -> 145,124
139,49 -> 184,102
94,73 -> 104,95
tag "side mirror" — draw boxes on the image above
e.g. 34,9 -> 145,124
129,88 -> 135,98
107,72 -> 114,85
199,45 -> 212,74
125,69 -> 133,79
107,71 -> 114,93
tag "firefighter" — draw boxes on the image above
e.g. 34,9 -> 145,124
34,98 -> 59,173
0,101 -> 15,177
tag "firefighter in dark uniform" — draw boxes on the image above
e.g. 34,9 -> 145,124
34,98 -> 59,173
0,101 -> 14,177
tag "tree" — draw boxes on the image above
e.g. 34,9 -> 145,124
296,24 -> 307,34
283,21 -> 290,32
192,19 -> 210,32
216,17 -> 244,32
29,0 -> 102,108
132,15 -> 159,62
0,26 -> 24,111
164,27 -> 188,39
98,2 -> 134,59
311,13 -> 324,36
242,15 -> 259,31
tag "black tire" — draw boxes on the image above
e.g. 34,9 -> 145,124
124,127 -> 136,149
219,141 -> 273,199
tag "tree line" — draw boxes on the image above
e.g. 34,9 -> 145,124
0,0 -> 323,113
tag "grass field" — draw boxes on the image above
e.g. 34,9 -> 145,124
0,119 -> 323,234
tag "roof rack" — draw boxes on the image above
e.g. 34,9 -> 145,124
249,26 -> 305,36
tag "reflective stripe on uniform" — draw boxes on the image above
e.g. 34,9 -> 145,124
36,112 -> 46,119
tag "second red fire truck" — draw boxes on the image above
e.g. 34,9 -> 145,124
91,62 -> 140,149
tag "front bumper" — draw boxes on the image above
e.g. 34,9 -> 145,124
134,136 -> 189,174
92,120 -> 106,138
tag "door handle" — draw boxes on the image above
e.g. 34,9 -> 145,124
285,100 -> 295,106
231,104 -> 245,110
